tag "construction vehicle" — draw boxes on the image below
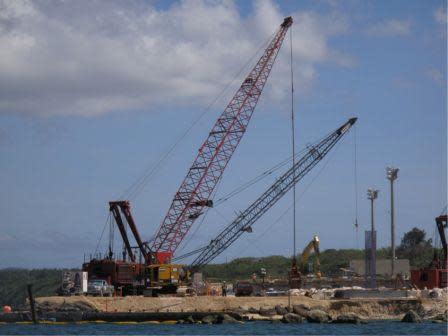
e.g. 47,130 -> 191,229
83,17 -> 294,295
57,271 -> 87,296
87,279 -> 114,297
234,281 -> 254,297
411,214 -> 447,289
298,235 -> 321,278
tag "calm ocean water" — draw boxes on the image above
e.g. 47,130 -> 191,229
0,321 -> 446,335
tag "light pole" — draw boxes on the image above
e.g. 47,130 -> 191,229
386,167 -> 399,277
367,188 -> 379,288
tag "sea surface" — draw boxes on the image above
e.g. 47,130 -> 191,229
0,321 -> 446,335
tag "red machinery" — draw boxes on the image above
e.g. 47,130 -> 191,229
83,17 -> 293,293
411,215 -> 447,289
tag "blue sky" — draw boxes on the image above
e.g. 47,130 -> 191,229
0,0 -> 446,268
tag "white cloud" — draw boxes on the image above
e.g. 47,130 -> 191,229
0,0 -> 351,117
434,6 -> 447,25
366,19 -> 411,37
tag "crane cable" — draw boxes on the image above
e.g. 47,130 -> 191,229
289,21 -> 297,258
214,147 -> 309,206
182,128 -> 340,257
175,131 -> 350,262
94,212 -> 112,257
353,124 -> 359,249
92,32 -> 277,255
177,139 -> 322,258
119,31 -> 276,202
229,138 -> 346,261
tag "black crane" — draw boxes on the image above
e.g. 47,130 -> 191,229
189,117 -> 357,269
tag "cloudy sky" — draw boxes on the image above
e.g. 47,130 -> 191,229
0,0 -> 446,268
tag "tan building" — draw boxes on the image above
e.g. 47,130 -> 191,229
349,259 -> 410,277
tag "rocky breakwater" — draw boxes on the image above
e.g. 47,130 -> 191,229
1,290 -> 446,324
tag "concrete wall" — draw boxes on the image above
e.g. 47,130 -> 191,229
350,259 -> 410,277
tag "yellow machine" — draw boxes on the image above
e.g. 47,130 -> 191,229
144,264 -> 188,295
299,235 -> 321,278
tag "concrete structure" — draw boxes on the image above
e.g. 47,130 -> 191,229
364,230 -> 377,286
350,259 -> 410,277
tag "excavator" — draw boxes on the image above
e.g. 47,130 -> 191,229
298,235 -> 321,278
83,17 -> 294,296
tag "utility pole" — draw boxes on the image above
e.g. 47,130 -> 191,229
367,188 -> 379,288
386,167 -> 399,278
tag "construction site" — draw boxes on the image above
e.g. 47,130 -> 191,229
72,16 -> 446,297
1,14 -> 447,327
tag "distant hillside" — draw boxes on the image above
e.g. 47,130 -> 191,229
0,269 -> 66,309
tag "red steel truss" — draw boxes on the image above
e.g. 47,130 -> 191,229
150,17 -> 293,258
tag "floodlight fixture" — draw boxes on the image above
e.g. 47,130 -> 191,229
367,188 -> 379,200
386,167 -> 399,181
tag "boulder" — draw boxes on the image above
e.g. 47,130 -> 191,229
217,313 -> 239,324
259,308 -> 276,317
270,319 -> 282,324
432,313 -> 448,323
281,313 -> 305,324
228,312 -> 244,321
306,309 -> 331,323
332,313 -> 365,324
248,307 -> 259,314
432,320 -> 444,324
292,304 -> 310,318
201,315 -> 218,324
185,315 -> 196,324
275,305 -> 288,316
401,310 -> 422,323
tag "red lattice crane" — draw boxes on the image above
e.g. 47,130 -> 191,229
149,17 -> 293,263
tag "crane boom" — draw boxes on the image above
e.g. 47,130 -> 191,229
109,201 -> 148,262
150,17 -> 293,261
190,118 -> 357,268
109,202 -> 136,262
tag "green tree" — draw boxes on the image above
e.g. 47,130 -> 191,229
396,227 -> 433,267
